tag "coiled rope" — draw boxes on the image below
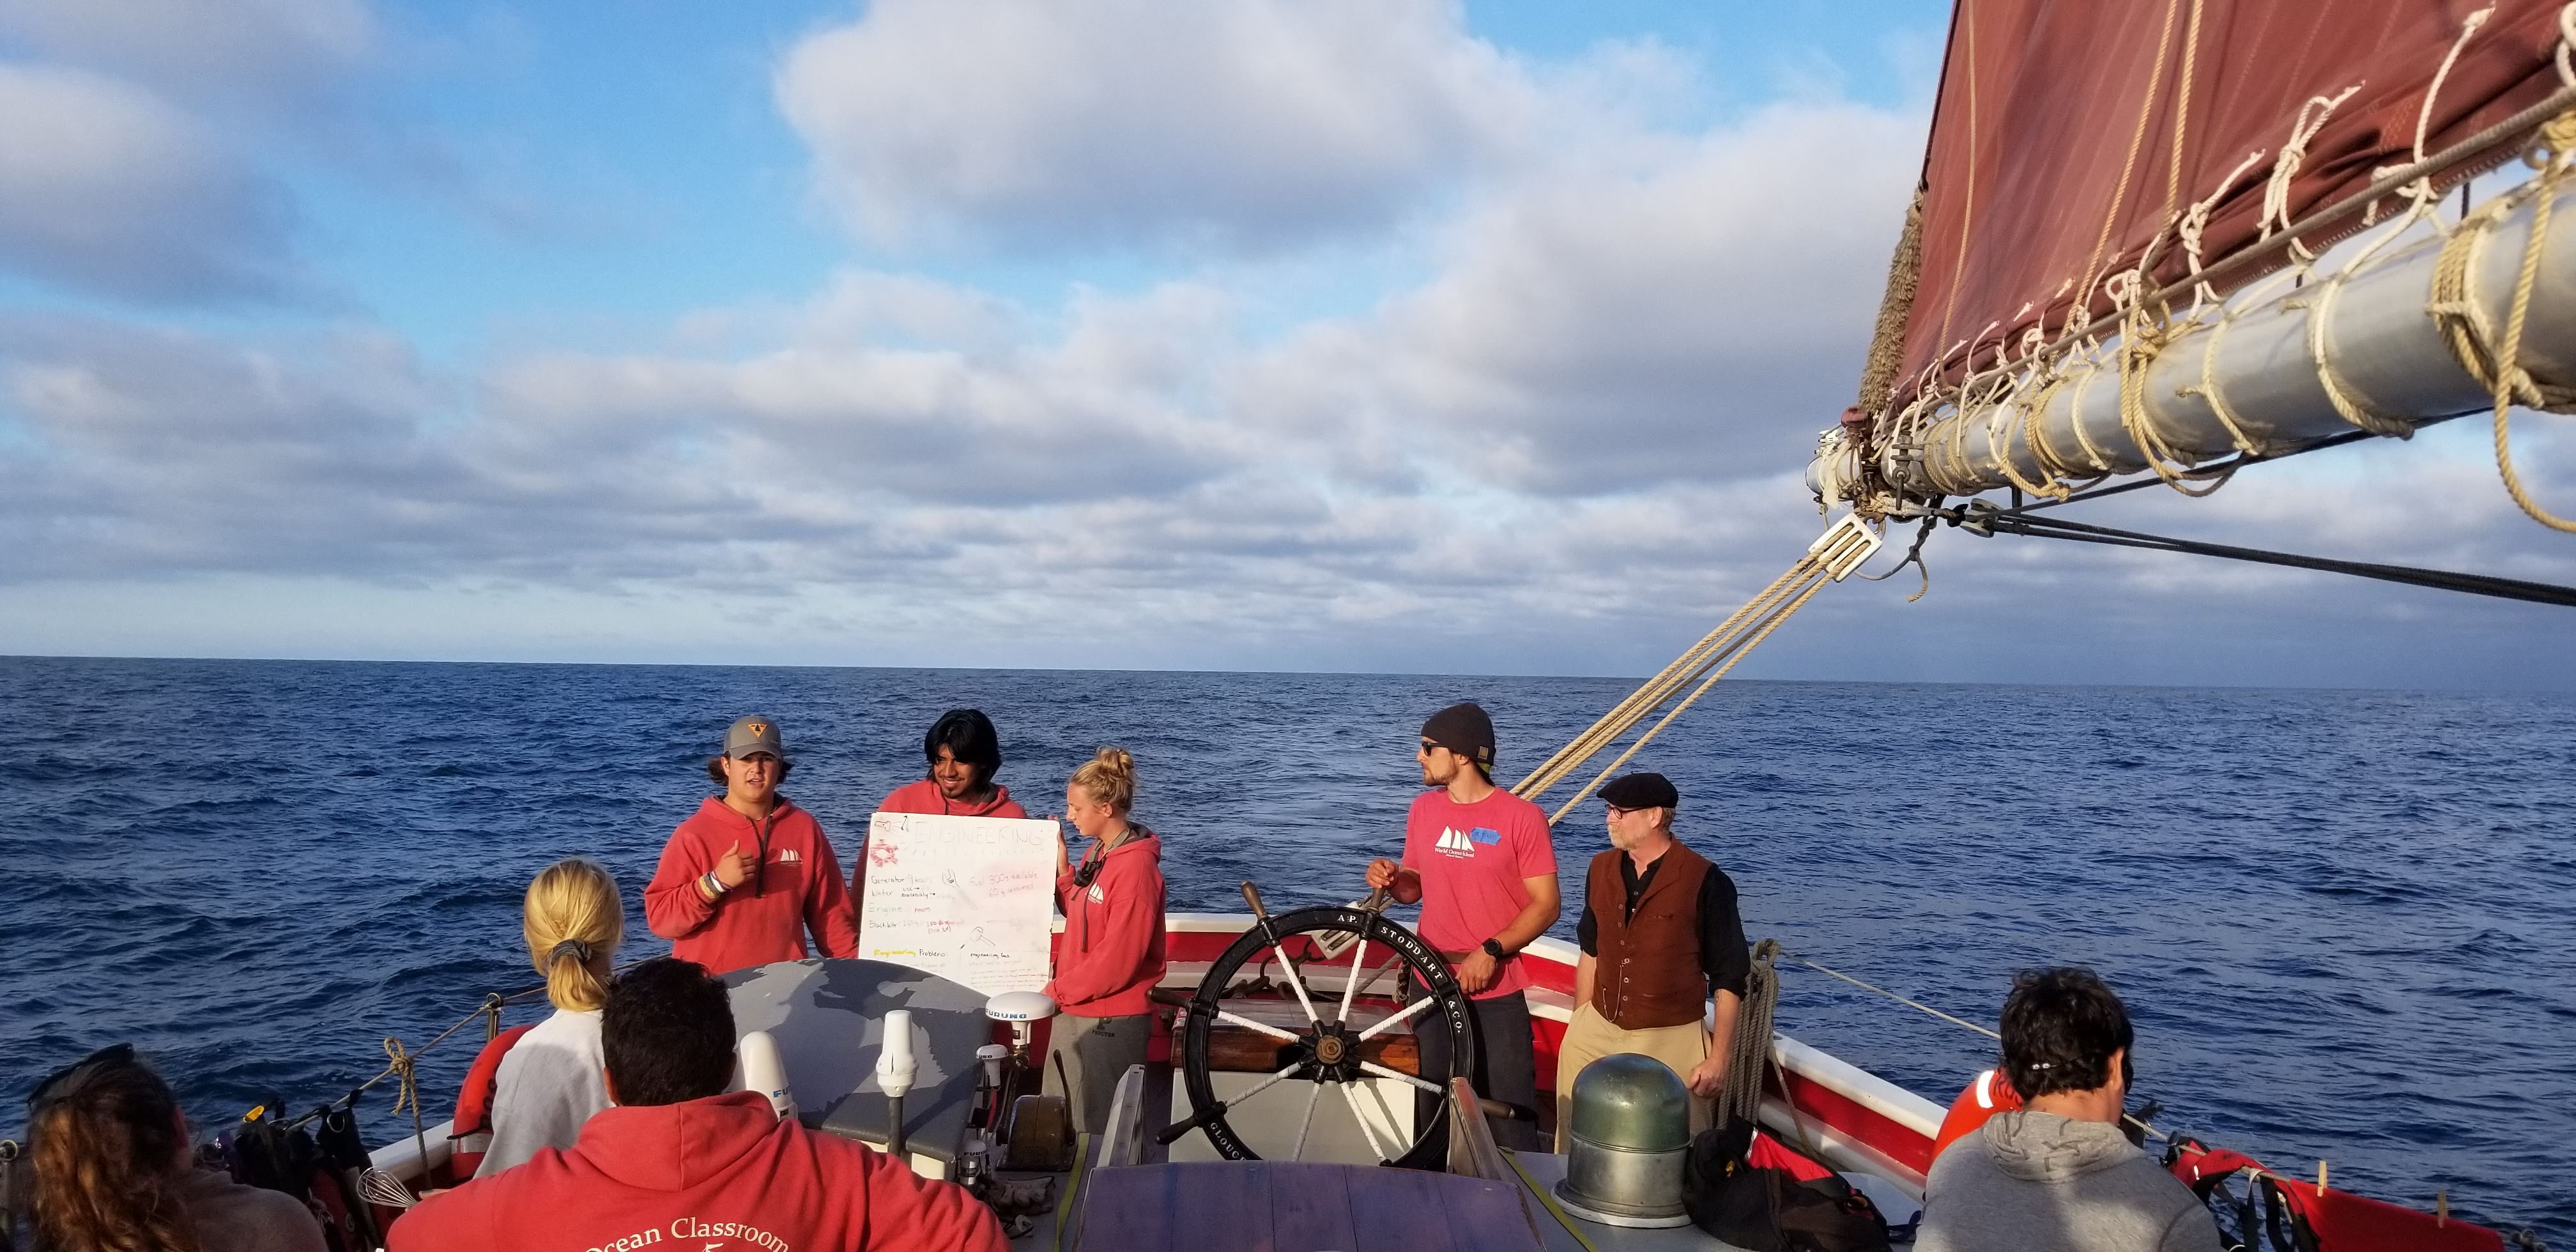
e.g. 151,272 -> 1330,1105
2431,103 -> 2576,531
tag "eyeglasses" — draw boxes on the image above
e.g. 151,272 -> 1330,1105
30,1042 -> 134,1108
1604,804 -> 1637,818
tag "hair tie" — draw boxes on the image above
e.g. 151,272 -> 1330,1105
549,939 -> 595,965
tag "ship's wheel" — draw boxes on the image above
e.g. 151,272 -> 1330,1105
1164,885 -> 1477,1166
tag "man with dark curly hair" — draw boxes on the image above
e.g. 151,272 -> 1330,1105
1918,967 -> 2221,1252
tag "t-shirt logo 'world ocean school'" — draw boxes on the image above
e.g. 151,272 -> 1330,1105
1434,826 -> 1504,856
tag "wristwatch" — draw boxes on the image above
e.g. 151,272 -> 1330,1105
1481,938 -> 1509,961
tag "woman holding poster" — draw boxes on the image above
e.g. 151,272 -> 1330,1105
1041,747 -> 1167,1134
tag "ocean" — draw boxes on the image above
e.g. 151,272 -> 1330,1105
1,657 -> 2569,1240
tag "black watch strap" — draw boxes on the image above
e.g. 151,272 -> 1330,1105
1482,938 -> 1508,960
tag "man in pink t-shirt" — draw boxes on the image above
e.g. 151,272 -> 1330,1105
1365,701 -> 1560,1150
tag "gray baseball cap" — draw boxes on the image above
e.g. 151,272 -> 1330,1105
724,714 -> 786,760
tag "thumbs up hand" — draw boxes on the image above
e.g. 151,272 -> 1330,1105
714,839 -> 755,890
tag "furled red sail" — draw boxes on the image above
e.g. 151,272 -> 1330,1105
1874,1 -> 2571,415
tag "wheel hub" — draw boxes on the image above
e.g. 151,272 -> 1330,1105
1303,1021 -> 1362,1084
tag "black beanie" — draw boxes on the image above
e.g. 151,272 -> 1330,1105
1598,772 -> 1680,811
1421,702 -> 1496,772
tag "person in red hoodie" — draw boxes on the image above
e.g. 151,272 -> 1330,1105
645,714 -> 858,975
855,708 -> 1028,916
1041,746 -> 1167,1134
388,957 -> 1006,1252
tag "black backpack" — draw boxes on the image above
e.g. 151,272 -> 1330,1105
1683,1117 -> 1892,1252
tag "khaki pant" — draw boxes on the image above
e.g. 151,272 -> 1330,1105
1042,1012 -> 1151,1135
1552,1001 -> 1710,1152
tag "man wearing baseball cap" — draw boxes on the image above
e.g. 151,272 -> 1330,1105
1363,701 -> 1560,1150
644,715 -> 859,975
1553,771 -> 1750,1149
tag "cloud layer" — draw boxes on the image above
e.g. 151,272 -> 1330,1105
776,0 -> 1541,250
3,0 -> 2570,685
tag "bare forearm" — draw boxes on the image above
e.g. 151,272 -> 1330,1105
1710,989 -> 1743,1067
1495,900 -> 1554,952
1574,954 -> 1596,1006
1389,867 -> 1422,905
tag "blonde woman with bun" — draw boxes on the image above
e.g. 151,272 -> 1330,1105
1041,747 -> 1168,1134
478,858 -> 622,1177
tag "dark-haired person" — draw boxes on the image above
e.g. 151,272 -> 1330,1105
1361,701 -> 1559,1151
1040,747 -> 1167,1134
26,1045 -> 326,1252
643,715 -> 858,976
388,958 -> 1007,1251
1917,968 -> 2223,1252
1554,772 -> 1749,1149
857,708 -> 1030,913
880,708 -> 1029,819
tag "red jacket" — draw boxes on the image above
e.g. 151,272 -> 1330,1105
1046,830 -> 1166,1017
645,796 -> 858,975
877,779 -> 1030,820
387,1092 -> 1005,1252
853,781 -> 1034,911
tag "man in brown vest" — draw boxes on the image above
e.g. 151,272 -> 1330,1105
1555,772 -> 1750,1149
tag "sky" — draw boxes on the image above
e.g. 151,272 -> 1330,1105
1,0 -> 2570,690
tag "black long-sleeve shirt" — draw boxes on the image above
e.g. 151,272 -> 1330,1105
1575,848 -> 1751,999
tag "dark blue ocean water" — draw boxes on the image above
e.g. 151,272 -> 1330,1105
1,657 -> 2570,1239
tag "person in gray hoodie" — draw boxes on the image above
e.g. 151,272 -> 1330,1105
1917,968 -> 2223,1252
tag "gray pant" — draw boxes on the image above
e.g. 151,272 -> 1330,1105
1409,984 -> 1541,1152
1042,1012 -> 1151,1135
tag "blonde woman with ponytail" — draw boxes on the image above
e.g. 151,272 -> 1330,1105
477,859 -> 622,1177
1040,747 -> 1167,1134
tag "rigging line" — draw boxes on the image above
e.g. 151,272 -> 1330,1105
1952,508 -> 2576,609
1779,952 -> 1998,1041
1776,951 -> 2173,1144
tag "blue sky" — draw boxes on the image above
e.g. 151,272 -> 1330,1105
1,0 -> 2570,689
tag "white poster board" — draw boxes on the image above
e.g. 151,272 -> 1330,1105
857,811 -> 1057,995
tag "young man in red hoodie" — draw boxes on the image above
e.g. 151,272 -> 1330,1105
856,709 -> 1029,916
388,958 -> 1007,1252
1041,747 -> 1166,1135
645,715 -> 859,975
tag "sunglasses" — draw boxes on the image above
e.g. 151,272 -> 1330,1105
30,1042 -> 134,1108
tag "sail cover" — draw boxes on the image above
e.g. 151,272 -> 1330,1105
1881,0 -> 2573,413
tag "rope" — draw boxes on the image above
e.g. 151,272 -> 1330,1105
1521,560 -> 1837,823
1513,555 -> 1822,802
1890,80 -> 2576,427
1713,940 -> 1785,1130
383,1036 -> 427,1178
1780,952 -> 2000,1041
2488,109 -> 2576,530
2259,88 -> 2362,264
1950,504 -> 2576,607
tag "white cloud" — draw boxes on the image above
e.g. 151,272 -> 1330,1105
4,36 -> 2570,686
0,65 -> 303,301
775,0 -> 1544,250
0,0 -> 374,107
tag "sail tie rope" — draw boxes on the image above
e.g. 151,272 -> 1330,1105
2259,87 -> 2363,266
